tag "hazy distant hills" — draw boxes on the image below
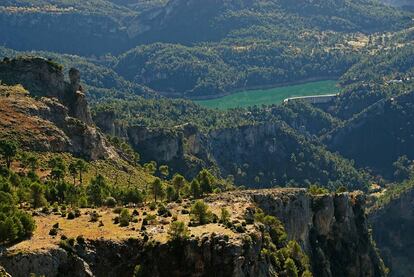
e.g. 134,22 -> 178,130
0,0 -> 410,55
380,0 -> 414,9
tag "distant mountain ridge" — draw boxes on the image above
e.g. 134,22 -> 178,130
0,0 -> 410,55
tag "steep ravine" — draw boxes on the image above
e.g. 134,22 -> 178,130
369,187 -> 414,276
0,189 -> 386,277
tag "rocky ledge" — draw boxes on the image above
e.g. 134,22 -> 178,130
0,189 -> 386,277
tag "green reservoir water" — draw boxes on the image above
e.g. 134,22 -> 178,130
195,80 -> 338,109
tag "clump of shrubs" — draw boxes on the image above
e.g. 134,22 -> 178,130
89,211 -> 100,222
49,227 -> 58,236
119,209 -> 131,227
67,211 -> 75,220
113,207 -> 123,214
105,197 -> 117,207
157,204 -> 172,217
167,221 -> 189,241
142,214 -> 157,226
190,200 -> 213,226
149,202 -> 157,211
76,235 -> 85,245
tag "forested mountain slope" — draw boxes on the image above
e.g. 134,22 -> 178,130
93,97 -> 366,189
0,0 -> 412,98
325,90 -> 414,178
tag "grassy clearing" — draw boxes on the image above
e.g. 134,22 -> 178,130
196,80 -> 338,109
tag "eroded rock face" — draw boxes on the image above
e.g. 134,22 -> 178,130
369,187 -> 414,276
1,235 -> 271,277
0,189 -> 385,277
0,57 -> 93,125
0,58 -> 118,160
93,118 -> 213,178
207,189 -> 387,277
93,115 -> 315,184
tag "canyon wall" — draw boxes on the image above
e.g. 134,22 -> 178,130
0,189 -> 386,277
369,187 -> 414,276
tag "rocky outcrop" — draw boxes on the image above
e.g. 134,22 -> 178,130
95,113 -> 363,188
0,58 -> 118,160
0,189 -> 387,277
0,235 -> 271,277
93,114 -> 213,177
369,187 -> 414,276
0,57 -> 93,125
209,189 -> 387,277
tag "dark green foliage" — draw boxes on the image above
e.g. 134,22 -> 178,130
166,185 -> 176,202
284,257 -> 298,277
335,44 -> 414,119
190,179 -> 201,199
167,221 -> 189,241
112,0 -> 409,97
30,182 -> 47,208
190,200 -> 212,225
89,211 -> 100,222
197,170 -> 213,195
92,95 -> 367,190
220,208 -> 231,224
151,178 -> 164,202
0,191 -> 35,243
393,156 -> 412,182
254,210 -> 312,276
327,90 -> 414,178
67,211 -> 75,220
76,235 -> 86,245
87,175 -> 109,206
105,197 -> 117,207
171,174 -> 185,198
48,156 -> 66,182
119,209 -> 130,227
49,227 -> 58,236
308,185 -> 329,196
0,140 -> 18,169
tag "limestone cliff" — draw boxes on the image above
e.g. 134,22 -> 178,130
0,189 -> 386,277
0,58 -> 117,160
369,187 -> 414,276
0,57 -> 93,125
94,113 -> 364,188
211,190 -> 386,277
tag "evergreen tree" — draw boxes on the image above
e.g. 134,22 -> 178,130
168,221 -> 189,241
76,159 -> 88,185
171,174 -> 185,198
190,179 -> 201,199
87,174 -> 107,206
191,200 -> 211,225
151,178 -> 164,202
30,182 -> 47,208
0,140 -> 18,169
68,162 -> 78,186
159,165 -> 169,179
198,169 -> 213,194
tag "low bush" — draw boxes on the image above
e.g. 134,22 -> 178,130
67,211 -> 75,220
119,209 -> 130,227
